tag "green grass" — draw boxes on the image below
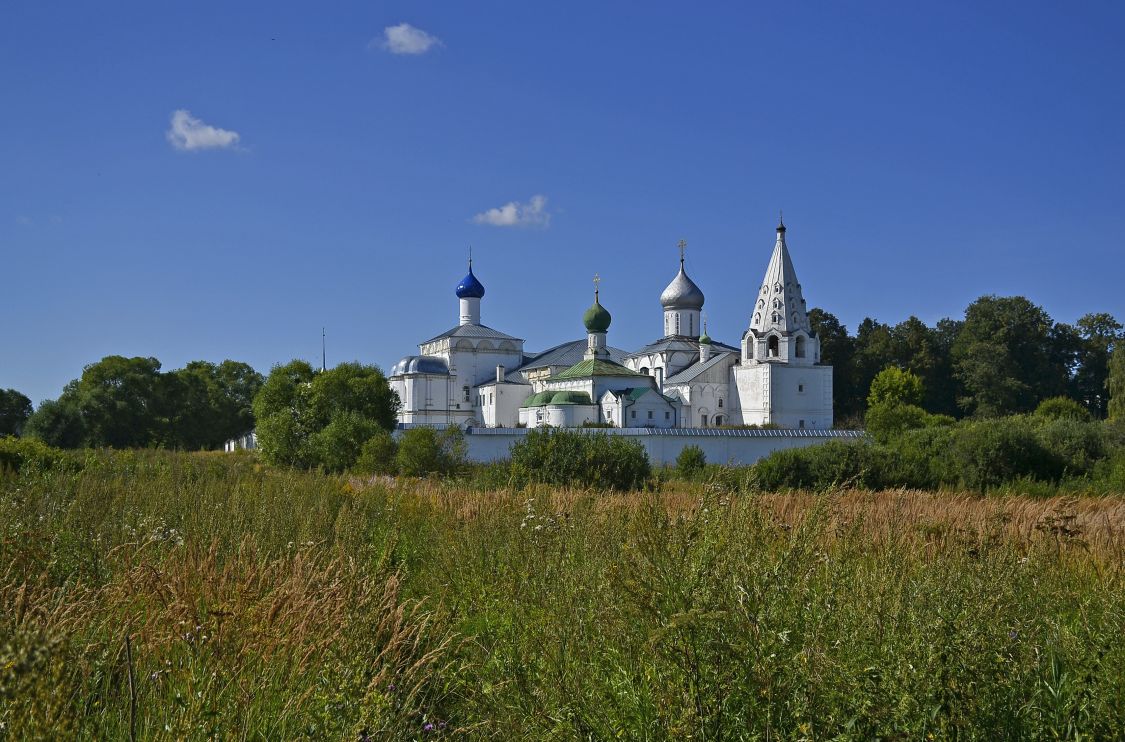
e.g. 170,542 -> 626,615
2,449 -> 1124,739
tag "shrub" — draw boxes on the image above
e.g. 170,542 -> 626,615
354,430 -> 399,475
748,440 -> 888,491
675,445 -> 707,479
395,427 -> 466,477
308,410 -> 384,473
509,429 -> 651,491
950,417 -> 1058,491
1033,418 -> 1105,476
1034,396 -> 1093,422
865,402 -> 931,444
0,436 -> 69,474
885,425 -> 959,489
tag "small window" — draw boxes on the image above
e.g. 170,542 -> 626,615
701,414 -> 708,427
798,384 -> 805,393
648,410 -> 653,419
718,398 -> 723,408
631,410 -> 636,419
795,335 -> 806,358
489,393 -> 494,404
665,411 -> 670,420
462,386 -> 470,402
768,336 -> 779,357
799,419 -> 806,429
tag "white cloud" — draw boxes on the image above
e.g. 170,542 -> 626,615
472,195 -> 551,228
166,109 -> 240,151
375,23 -> 442,55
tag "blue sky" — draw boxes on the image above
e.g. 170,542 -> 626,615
3,1 -> 1124,406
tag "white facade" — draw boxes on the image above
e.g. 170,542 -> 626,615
730,219 -> 833,428
391,220 -> 833,430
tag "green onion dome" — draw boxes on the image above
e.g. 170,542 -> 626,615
583,297 -> 612,333
699,331 -> 712,345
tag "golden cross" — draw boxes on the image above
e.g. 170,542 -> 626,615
593,272 -> 601,298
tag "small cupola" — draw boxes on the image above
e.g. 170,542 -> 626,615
456,252 -> 485,325
583,274 -> 612,359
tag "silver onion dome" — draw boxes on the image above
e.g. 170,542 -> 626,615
660,263 -> 705,310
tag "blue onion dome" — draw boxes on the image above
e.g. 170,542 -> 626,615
455,265 -> 485,299
660,262 -> 705,310
583,296 -> 612,333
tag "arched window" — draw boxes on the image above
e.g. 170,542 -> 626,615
768,336 -> 779,357
701,414 -> 708,427
640,366 -> 650,376
718,398 -> 723,408
795,335 -> 806,358
714,415 -> 723,426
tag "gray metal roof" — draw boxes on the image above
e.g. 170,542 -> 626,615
420,323 -> 523,346
390,355 -> 450,377
629,337 -> 738,357
664,350 -> 736,385
503,339 -> 629,382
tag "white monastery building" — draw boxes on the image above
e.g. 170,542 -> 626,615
389,218 -> 833,430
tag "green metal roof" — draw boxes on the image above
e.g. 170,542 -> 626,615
555,358 -> 644,379
549,391 -> 592,405
520,391 -> 555,408
520,389 -> 595,407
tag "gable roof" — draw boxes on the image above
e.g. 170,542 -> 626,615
629,337 -> 739,357
555,358 -> 644,379
604,386 -> 679,405
421,324 -> 523,346
518,339 -> 628,372
664,350 -> 737,385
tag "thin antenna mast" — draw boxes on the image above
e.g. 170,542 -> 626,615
321,327 -> 326,372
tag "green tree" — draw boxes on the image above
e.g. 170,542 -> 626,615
952,296 -> 1066,417
0,389 -> 33,436
889,316 -> 960,417
23,398 -> 86,448
853,318 -> 897,412
33,356 -> 167,448
1071,313 -> 1122,418
867,367 -> 924,408
252,360 -> 400,470
169,360 -> 264,449
1109,343 -> 1125,421
808,308 -> 859,420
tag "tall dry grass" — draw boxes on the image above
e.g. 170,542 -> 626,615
2,450 -> 1124,739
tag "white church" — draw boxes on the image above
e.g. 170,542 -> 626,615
389,218 -> 833,430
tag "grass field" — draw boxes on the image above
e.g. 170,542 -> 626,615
2,450 -> 1124,739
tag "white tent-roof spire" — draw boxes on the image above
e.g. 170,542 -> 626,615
748,215 -> 810,335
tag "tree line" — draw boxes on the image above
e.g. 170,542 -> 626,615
2,293 -> 1124,452
4,356 -> 264,450
809,295 -> 1124,424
